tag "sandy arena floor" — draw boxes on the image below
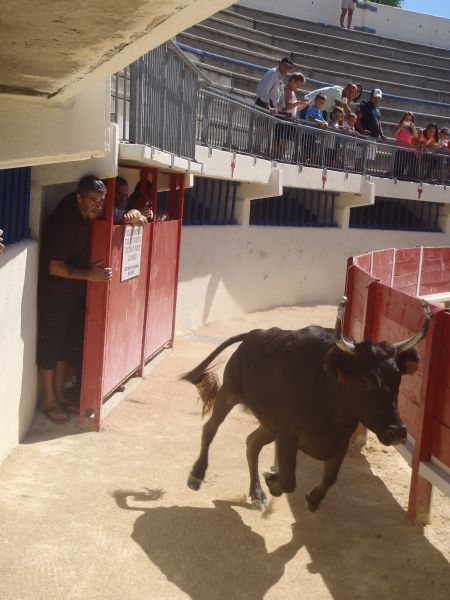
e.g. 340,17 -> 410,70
0,305 -> 449,600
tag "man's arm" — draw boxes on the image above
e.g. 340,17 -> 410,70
378,120 -> 387,141
355,110 -> 369,135
49,260 -> 112,282
334,99 -> 351,116
0,228 -> 4,254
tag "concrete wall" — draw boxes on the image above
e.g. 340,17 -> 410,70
0,80 -> 111,170
0,240 -> 39,464
176,209 -> 450,332
239,0 -> 450,49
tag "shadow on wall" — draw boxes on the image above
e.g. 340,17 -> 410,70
0,240 -> 39,461
113,448 -> 449,599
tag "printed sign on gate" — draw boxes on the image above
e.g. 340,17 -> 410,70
121,226 -> 143,282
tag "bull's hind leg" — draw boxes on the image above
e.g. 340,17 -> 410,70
188,386 -> 238,491
305,441 -> 349,512
246,425 -> 275,509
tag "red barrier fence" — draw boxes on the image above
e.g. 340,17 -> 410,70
345,247 -> 450,524
80,169 -> 185,431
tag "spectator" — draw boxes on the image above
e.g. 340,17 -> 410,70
255,57 -> 294,114
415,123 -> 438,148
393,113 -> 418,180
340,0 -> 357,29
324,106 -> 345,167
355,89 -> 387,141
128,179 -> 154,221
415,123 -> 439,182
306,94 -> 328,128
37,175 -> 112,423
343,112 -> 358,134
112,176 -> 147,225
277,72 -> 309,118
274,72 -> 310,160
437,128 -> 449,149
394,112 -> 418,146
0,228 -> 4,254
303,83 -> 357,120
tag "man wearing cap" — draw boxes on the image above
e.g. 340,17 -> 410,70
255,57 -> 294,114
356,88 -> 387,141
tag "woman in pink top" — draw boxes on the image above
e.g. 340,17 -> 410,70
415,123 -> 439,182
394,112 -> 418,145
394,113 -> 418,180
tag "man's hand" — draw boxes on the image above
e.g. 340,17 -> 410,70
123,209 -> 148,226
320,122 -> 329,129
0,229 -> 4,254
89,261 -> 113,282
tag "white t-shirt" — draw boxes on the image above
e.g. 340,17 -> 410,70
304,86 -> 348,114
278,88 -> 298,117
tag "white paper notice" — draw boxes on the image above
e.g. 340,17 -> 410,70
121,226 -> 143,282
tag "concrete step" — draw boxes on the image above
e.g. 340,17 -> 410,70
177,34 -> 450,108
185,24 -> 450,93
189,59 -> 449,136
227,4 -> 450,61
199,16 -> 450,82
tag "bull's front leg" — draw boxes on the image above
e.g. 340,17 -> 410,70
264,431 -> 297,497
305,440 -> 349,512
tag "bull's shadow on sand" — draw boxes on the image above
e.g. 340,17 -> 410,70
114,450 -> 449,600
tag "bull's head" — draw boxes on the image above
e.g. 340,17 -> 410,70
325,296 -> 431,446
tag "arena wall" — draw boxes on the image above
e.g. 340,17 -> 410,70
176,221 -> 448,332
0,240 -> 39,464
239,0 -> 450,49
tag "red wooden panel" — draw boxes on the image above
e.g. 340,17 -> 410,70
144,219 -> 181,360
431,313 -> 450,427
430,420 -> 450,467
392,247 -> 420,295
371,249 -> 394,285
102,225 -> 150,395
419,247 -> 450,295
353,253 -> 371,272
344,265 -> 376,341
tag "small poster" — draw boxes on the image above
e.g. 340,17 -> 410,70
121,226 -> 143,282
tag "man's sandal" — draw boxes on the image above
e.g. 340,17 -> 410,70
59,399 -> 80,414
40,405 -> 69,423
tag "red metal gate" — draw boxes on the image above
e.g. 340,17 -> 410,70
80,169 -> 184,430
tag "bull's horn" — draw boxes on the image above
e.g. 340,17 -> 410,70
335,296 -> 357,355
392,300 -> 431,354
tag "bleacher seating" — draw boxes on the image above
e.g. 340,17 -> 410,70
176,3 -> 450,137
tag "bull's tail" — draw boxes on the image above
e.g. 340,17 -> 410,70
181,333 -> 247,417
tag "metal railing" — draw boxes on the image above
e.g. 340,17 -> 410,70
196,88 -> 450,186
111,42 -> 199,160
111,45 -> 450,186
183,177 -> 238,225
250,189 -> 337,227
349,197 -> 443,232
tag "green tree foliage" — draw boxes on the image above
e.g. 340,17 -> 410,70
372,0 -> 403,7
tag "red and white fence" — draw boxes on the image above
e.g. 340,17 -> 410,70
345,247 -> 450,524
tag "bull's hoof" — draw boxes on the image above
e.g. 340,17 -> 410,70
187,474 -> 203,491
263,472 -> 283,497
305,494 -> 319,512
251,498 -> 267,511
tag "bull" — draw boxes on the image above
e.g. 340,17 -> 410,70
182,298 -> 430,511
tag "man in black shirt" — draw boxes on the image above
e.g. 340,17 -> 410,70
355,88 -> 387,141
38,175 -> 112,422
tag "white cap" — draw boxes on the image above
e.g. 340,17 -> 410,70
371,88 -> 383,99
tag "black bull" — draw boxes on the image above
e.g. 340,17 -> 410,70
182,298 -> 430,511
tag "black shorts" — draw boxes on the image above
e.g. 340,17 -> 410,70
37,298 -> 86,370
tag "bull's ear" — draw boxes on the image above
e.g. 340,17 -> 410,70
324,347 -> 354,384
396,347 -> 420,376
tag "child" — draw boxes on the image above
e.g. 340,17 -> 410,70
343,112 -> 358,135
305,94 -> 328,129
324,107 -> 345,167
